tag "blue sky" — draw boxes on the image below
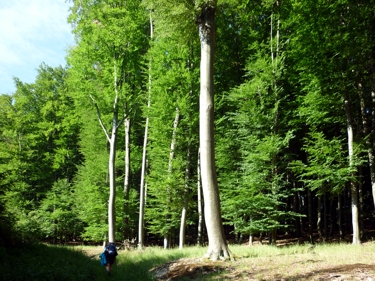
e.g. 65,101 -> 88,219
0,0 -> 75,94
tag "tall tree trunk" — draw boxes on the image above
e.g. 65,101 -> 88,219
358,84 -> 375,210
123,117 -> 130,240
164,107 -> 180,249
108,130 -> 117,243
323,192 -> 328,241
107,56 -> 121,243
293,190 -> 301,238
344,92 -> 360,244
329,196 -> 335,237
358,166 -> 364,239
179,143 -> 191,249
197,148 -> 204,246
138,12 -> 153,250
89,56 -> 121,243
198,3 -> 230,261
298,191 -> 304,237
317,195 -> 322,242
307,187 -> 313,243
338,194 -> 343,240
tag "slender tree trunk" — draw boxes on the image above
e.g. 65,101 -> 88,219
89,55 -> 120,243
138,12 -> 153,250
358,84 -> 375,210
179,143 -> 191,249
163,233 -> 171,249
293,190 -> 301,238
329,196 -> 335,237
358,166 -> 364,239
138,106 -> 148,249
123,118 -> 130,239
163,107 -> 180,249
108,134 -> 117,243
338,194 -> 343,240
317,195 -> 322,242
344,92 -> 360,244
107,56 -> 121,243
324,192 -> 328,241
307,188 -> 313,243
197,148 -> 204,246
298,191 -> 304,237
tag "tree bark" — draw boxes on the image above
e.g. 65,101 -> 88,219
197,148 -> 204,246
89,57 -> 121,243
198,3 -> 231,261
338,193 -> 343,240
344,92 -> 360,244
307,187 -> 313,243
324,192 -> 328,241
164,107 -> 180,249
123,117 -> 130,240
317,195 -> 322,242
138,12 -> 153,250
293,190 -> 301,238
358,84 -> 375,210
179,143 -> 191,249
108,129 -> 117,243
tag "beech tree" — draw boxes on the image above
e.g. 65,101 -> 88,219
68,0 -> 148,242
196,0 -> 231,260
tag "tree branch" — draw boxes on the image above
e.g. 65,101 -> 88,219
90,94 -> 111,142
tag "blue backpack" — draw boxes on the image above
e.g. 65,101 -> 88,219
99,251 -> 107,266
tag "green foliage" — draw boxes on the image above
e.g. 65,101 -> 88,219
3,0 -> 375,247
290,131 -> 365,195
0,64 -> 82,242
36,179 -> 83,242
144,16 -> 200,239
218,1 -> 299,237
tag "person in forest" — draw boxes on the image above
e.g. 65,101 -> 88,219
104,242 -> 118,274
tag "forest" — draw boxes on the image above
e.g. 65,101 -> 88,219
1,0 -> 375,258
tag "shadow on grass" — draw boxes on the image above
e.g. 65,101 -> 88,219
0,244 -> 198,281
0,243 -> 103,281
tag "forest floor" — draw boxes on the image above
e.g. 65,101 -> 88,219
81,235 -> 375,280
149,241 -> 375,280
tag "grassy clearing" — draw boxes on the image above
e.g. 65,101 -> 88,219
1,242 -> 375,280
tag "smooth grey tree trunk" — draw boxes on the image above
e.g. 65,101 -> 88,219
198,3 -> 231,260
307,187 -> 313,243
179,143 -> 191,249
163,107 -> 179,249
138,12 -> 153,250
358,166 -> 364,239
344,92 -> 360,244
108,128 -> 117,243
123,118 -> 130,239
197,148 -> 204,246
89,56 -> 122,243
90,99 -> 119,243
